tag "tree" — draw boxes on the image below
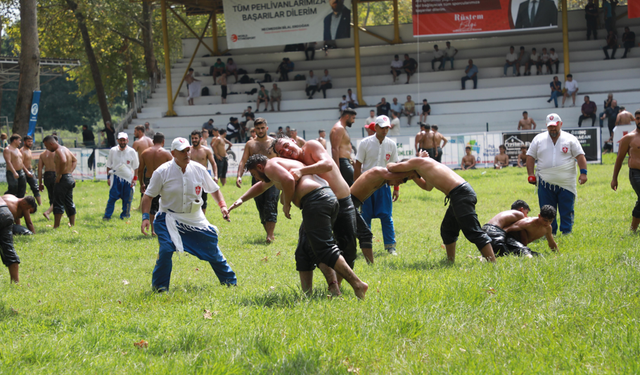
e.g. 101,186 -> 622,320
12,0 -> 39,135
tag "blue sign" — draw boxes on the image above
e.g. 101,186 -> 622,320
27,90 -> 41,138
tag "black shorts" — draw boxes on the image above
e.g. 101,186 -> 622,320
44,171 -> 56,204
25,172 -> 40,198
5,170 -> 26,198
221,85 -> 227,99
53,174 -> 76,217
435,147 -> 443,163
295,187 -> 340,272
0,206 -> 19,266
217,156 -> 228,179
339,158 -> 354,186
143,177 -> 160,216
351,195 -> 373,250
630,168 -> 640,218
390,69 -> 402,75
252,177 -> 279,224
482,224 -> 536,257
334,196 -> 357,269
440,182 -> 492,251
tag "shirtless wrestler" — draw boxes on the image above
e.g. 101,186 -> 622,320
38,147 -> 56,219
191,130 -> 218,213
2,194 -> 37,234
494,145 -> 510,169
132,125 -> 154,208
43,135 -> 77,228
461,146 -> 476,170
517,111 -> 537,130
330,108 -> 357,185
504,205 -> 558,253
20,136 -> 41,205
139,132 -> 173,236
611,109 -> 640,232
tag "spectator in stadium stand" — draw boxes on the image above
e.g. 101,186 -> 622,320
376,97 -> 391,117
443,41 -> 458,70
144,122 -> 155,138
515,46 -> 527,76
226,117 -> 241,143
242,106 -> 255,124
548,48 -> 560,74
277,127 -> 285,137
305,70 -> 319,99
202,119 -> 214,132
82,125 -> 95,148
599,93 -> 614,127
365,109 -> 376,126
524,47 -> 539,76
431,44 -> 444,71
276,58 -> 294,81
540,48 -> 551,74
319,69 -> 332,98
225,58 -> 239,83
578,96 -> 597,127
270,83 -> 282,112
256,85 -> 269,112
601,99 -> 620,139
603,30 -> 618,60
622,27 -> 636,58
584,0 -> 598,40
461,59 -> 478,90
390,54 -> 403,83
504,46 -> 518,76
304,42 -> 316,61
402,54 -> 418,84
403,95 -> 416,126
390,97 -> 402,117
339,95 -> 348,111
562,74 -> 578,107
346,88 -> 358,108
210,58 -> 225,84
389,112 -> 401,136
603,0 -> 614,32
420,99 -> 431,124
518,111 -> 537,130
217,72 -> 228,104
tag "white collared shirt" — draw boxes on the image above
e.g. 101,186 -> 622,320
444,46 -> 456,57
529,52 -> 539,62
145,160 -> 219,214
549,52 -> 559,61
391,59 -> 403,69
106,145 -> 139,182
526,130 -> 584,170
356,135 -> 398,172
433,50 -> 444,59
564,79 -> 578,92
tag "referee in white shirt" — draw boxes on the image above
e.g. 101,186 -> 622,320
354,116 -> 400,255
141,137 -> 236,292
103,132 -> 139,220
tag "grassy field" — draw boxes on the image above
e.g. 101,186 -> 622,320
0,153 -> 639,374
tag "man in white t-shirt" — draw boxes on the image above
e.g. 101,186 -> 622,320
364,109 -> 376,126
389,112 -> 401,136
549,48 -> 560,74
346,88 -> 358,108
339,95 -> 348,111
390,54 -> 403,83
562,74 -> 579,107
431,44 -> 445,71
442,41 -> 458,70
525,48 -> 539,76
504,46 -> 518,76
354,115 -> 400,255
526,113 -> 588,235
540,48 -> 551,74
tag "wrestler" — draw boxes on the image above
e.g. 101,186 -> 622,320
230,154 -> 368,299
0,195 -> 20,283
460,146 -> 476,170
611,109 -> 640,232
236,118 -> 279,243
494,145 -> 510,169
20,136 -> 41,205
1,195 -> 37,234
4,134 -> 27,197
212,129 -> 231,186
191,130 -> 218,213
37,146 -> 56,220
132,124 -> 154,209
330,108 -> 356,185
416,124 -> 438,159
139,132 -> 173,236
504,205 -> 558,252
43,135 -> 77,228
387,152 -> 496,262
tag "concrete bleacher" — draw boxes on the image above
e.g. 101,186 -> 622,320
126,7 -> 640,142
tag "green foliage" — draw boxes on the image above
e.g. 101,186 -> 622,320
0,154 -> 639,372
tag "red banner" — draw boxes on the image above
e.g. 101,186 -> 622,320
413,0 -> 558,36
630,0 -> 640,18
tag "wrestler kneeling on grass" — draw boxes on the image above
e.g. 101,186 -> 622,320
386,151 -> 496,262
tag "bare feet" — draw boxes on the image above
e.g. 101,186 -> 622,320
43,212 -> 50,221
266,236 -> 274,244
353,281 -> 368,300
328,281 -> 342,296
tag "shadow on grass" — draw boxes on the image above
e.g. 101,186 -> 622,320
238,286 -> 336,308
384,257 -> 455,271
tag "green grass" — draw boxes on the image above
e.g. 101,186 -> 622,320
1,153 -> 639,374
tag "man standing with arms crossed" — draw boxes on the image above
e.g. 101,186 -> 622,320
43,135 -> 77,229
355,116 -> 400,255
38,146 -> 56,220
611,110 -> 640,232
139,133 -> 172,236
4,134 -> 27,198
21,135 -> 41,205
236,118 -> 279,243
190,130 -> 218,214
104,133 -> 139,220
527,114 -> 588,235
330,108 -> 357,185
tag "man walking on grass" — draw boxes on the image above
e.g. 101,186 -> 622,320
43,135 -> 77,229
104,133 -> 139,220
611,109 -> 640,232
139,133 -> 173,236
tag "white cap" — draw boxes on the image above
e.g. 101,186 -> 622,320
171,137 -> 190,151
117,132 -> 128,139
546,113 -> 562,126
375,115 -> 391,128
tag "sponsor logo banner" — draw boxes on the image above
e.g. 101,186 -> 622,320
223,0 -> 351,49
413,0 -> 558,37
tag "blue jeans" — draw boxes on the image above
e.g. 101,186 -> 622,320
361,184 -> 395,246
549,91 -> 561,107
443,56 -> 454,69
504,62 -> 516,75
538,178 -> 575,235
461,75 -> 477,89
104,175 -> 133,219
152,212 -> 236,291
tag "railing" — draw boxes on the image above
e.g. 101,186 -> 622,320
115,72 -> 162,134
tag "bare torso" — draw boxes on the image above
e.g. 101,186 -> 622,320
331,121 -> 352,159
623,130 -> 640,170
267,158 -> 324,207
434,132 -> 446,148
191,145 -> 213,168
495,153 -> 509,166
213,136 -> 230,160
420,131 -> 437,149
617,111 -> 634,125
462,155 -> 475,167
133,137 -> 153,159
141,146 -> 172,178
55,146 -> 76,175
317,137 -> 327,149
518,118 -> 535,130
505,217 -> 549,245
487,210 -> 525,228
41,150 -> 56,172
300,141 -> 350,199
350,167 -> 414,203
5,146 -> 25,171
21,147 -> 33,171
412,157 -> 465,195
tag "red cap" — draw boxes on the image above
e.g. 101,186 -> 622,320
365,122 -> 376,131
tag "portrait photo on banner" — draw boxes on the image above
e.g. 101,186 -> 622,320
324,0 -> 352,41
510,0 -> 558,29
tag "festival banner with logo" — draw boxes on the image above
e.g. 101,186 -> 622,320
413,0 -> 559,37
27,91 -> 41,138
223,0 -> 351,49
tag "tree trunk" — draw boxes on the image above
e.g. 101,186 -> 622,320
0,18 -> 4,124
13,0 -> 40,135
124,39 -> 136,117
141,1 -> 159,81
66,0 -> 111,126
